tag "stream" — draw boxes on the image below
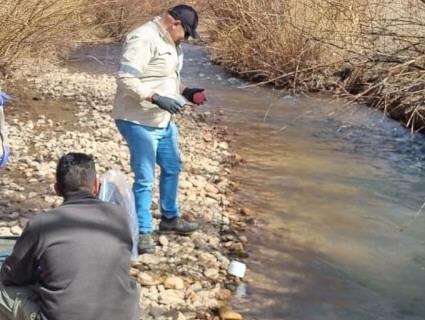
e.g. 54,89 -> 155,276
70,43 -> 425,320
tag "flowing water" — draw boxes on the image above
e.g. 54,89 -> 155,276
182,47 -> 425,320
72,44 -> 425,319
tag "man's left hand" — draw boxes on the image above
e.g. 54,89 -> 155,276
182,87 -> 207,105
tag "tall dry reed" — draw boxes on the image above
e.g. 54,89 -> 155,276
206,0 -> 425,131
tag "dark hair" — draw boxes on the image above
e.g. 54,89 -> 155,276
56,153 -> 96,196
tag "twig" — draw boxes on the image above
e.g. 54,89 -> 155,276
344,77 -> 388,106
238,61 -> 342,89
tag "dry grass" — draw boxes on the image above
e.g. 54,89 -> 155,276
0,0 -> 89,73
0,0 -> 196,74
93,0 -> 207,38
206,0 -> 425,131
92,0 -> 185,39
1,0 -> 422,130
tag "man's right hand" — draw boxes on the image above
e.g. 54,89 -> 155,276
151,94 -> 183,114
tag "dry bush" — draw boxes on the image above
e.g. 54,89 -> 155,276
0,0 -> 203,74
92,0 -> 181,39
89,0 -> 206,39
207,0 -> 425,131
207,0 -> 363,85
0,0 -> 91,72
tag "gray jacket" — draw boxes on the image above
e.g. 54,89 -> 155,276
0,191 -> 139,320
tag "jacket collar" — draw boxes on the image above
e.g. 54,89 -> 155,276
153,16 -> 177,47
62,190 -> 99,205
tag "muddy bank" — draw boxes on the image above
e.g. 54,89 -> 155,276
0,60 -> 249,319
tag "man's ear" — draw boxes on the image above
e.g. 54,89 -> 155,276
54,183 -> 63,197
93,177 -> 100,195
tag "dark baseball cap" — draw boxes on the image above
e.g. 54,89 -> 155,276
168,4 -> 200,39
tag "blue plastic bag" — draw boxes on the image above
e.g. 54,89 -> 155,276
0,236 -> 19,264
0,91 -> 11,168
0,91 -> 11,107
0,145 -> 10,168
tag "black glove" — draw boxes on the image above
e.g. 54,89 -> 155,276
182,87 -> 206,105
151,94 -> 183,114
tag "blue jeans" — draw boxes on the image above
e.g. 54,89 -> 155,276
116,120 -> 181,233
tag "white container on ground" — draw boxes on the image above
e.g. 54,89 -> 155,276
228,260 -> 246,278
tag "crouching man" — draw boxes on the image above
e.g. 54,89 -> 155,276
0,152 -> 139,320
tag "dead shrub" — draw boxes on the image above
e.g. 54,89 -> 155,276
91,0 -> 182,39
206,0 -> 425,131
0,0 -> 202,74
0,0 -> 91,72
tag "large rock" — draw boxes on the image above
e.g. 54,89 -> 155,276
164,276 -> 185,290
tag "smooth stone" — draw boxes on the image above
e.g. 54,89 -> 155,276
189,282 -> 202,292
158,235 -> 169,247
164,276 -> 184,290
137,272 -> 157,286
216,288 -> 232,301
204,268 -> 219,279
10,225 -> 22,235
140,254 -> 161,265
219,307 -> 243,320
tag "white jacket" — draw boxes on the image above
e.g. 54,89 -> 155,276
112,17 -> 184,128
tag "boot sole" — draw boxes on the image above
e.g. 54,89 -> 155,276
138,246 -> 156,254
158,229 -> 197,236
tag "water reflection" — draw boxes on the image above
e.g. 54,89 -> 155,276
182,46 -> 425,319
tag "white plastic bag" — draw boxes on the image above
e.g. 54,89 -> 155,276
98,170 -> 138,261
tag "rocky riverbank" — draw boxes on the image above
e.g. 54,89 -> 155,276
0,62 -> 250,319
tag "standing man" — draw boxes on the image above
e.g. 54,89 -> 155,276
113,4 -> 207,254
0,153 -> 139,320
